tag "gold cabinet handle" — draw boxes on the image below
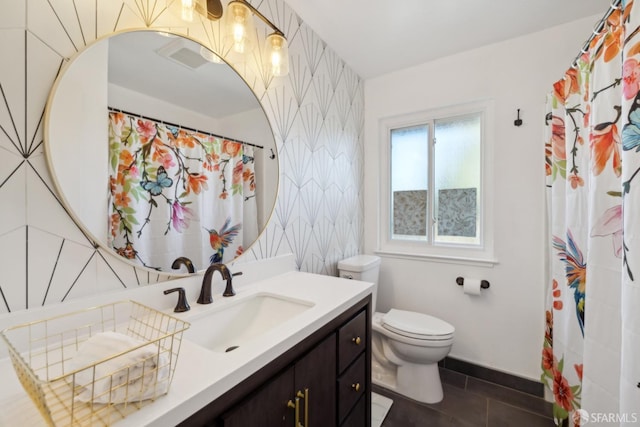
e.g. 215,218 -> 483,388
351,382 -> 361,392
352,336 -> 362,345
296,388 -> 309,427
287,398 -> 301,426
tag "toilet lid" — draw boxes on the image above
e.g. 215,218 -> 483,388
381,309 -> 455,340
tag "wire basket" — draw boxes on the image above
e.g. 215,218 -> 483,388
0,300 -> 190,426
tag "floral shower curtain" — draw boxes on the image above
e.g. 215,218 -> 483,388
107,111 -> 258,271
543,1 -> 640,425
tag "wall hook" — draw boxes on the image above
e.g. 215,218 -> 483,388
269,148 -> 276,159
514,109 -> 523,127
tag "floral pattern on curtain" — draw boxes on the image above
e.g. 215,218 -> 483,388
543,1 -> 640,425
107,111 -> 258,271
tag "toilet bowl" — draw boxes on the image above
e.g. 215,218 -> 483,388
338,255 -> 455,404
372,310 -> 454,403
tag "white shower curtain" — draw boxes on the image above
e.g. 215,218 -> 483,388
543,1 -> 640,425
107,111 -> 258,271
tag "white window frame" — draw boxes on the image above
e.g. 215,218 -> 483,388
376,99 -> 497,267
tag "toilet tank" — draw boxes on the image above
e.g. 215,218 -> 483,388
338,255 -> 381,283
338,255 -> 380,312
338,255 -> 381,311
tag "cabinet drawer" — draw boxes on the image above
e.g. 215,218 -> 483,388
338,310 -> 367,373
337,353 -> 366,424
340,394 -> 366,427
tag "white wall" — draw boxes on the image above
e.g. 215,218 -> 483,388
364,16 -> 599,380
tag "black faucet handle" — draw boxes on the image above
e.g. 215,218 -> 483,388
164,287 -> 191,312
222,271 -> 242,297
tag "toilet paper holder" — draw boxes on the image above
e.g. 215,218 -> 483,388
456,277 -> 490,289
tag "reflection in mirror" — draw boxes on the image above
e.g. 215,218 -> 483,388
44,30 -> 278,274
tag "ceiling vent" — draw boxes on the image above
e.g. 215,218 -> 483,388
155,38 -> 209,70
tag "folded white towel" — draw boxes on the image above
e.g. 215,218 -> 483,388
68,331 -> 170,404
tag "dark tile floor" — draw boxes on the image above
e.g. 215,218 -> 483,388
373,368 -> 554,427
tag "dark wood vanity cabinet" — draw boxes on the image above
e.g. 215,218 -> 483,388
222,334 -> 336,427
221,365 -> 296,426
337,310 -> 368,426
179,295 -> 371,427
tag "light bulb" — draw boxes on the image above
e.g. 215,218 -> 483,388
232,22 -> 247,53
271,51 -> 282,67
265,33 -> 289,77
181,0 -> 196,22
225,1 -> 254,54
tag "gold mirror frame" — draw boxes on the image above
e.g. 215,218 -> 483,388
43,29 -> 278,275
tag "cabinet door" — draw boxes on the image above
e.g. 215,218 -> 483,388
294,333 -> 337,426
222,366 -> 294,427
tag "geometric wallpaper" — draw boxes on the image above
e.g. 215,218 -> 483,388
0,0 -> 363,313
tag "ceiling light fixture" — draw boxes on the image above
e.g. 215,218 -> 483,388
180,0 -> 223,22
225,0 -> 288,76
225,1 -> 256,54
264,32 -> 288,77
202,0 -> 223,20
178,0 -> 289,77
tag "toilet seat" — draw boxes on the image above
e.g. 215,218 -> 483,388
381,309 -> 454,341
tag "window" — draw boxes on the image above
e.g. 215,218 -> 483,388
379,101 -> 494,264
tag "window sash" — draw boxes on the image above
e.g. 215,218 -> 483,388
389,113 -> 482,246
390,123 -> 431,242
379,100 -> 494,264
433,112 -> 482,246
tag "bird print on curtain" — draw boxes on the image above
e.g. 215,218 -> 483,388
552,231 -> 586,337
207,218 -> 241,264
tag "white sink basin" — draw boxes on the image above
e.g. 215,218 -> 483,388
185,292 -> 314,353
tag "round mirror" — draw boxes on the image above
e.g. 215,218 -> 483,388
44,30 -> 278,274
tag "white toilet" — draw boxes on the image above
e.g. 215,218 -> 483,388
337,255 -> 455,404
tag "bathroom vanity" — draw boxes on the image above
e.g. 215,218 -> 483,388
182,296 -> 370,426
0,256 -> 374,427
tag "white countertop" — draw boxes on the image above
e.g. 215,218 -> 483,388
0,264 -> 373,426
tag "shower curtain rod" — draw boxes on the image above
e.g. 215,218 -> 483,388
571,0 -> 622,68
108,107 -> 264,150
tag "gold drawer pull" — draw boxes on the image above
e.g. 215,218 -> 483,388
287,398 -> 301,426
352,336 -> 362,345
351,382 -> 361,392
296,388 -> 309,427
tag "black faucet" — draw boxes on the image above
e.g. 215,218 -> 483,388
198,263 -> 242,304
171,257 -> 196,273
163,287 -> 191,312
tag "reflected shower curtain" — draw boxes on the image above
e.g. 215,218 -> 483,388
107,111 -> 258,271
543,1 -> 640,425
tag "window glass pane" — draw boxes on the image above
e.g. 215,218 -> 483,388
433,113 -> 481,245
390,124 -> 429,240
